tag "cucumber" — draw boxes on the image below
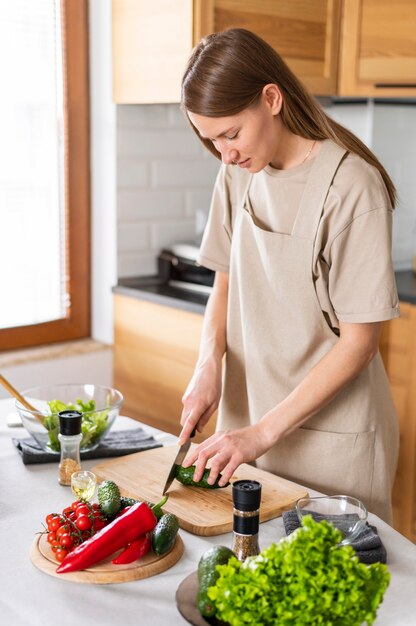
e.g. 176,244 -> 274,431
119,496 -> 138,509
197,545 -> 235,618
151,513 -> 179,556
97,480 -> 121,518
175,465 -> 229,489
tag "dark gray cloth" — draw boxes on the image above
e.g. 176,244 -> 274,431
282,508 -> 387,564
12,428 -> 162,465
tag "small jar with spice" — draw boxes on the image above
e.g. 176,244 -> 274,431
232,479 -> 262,561
58,409 -> 82,486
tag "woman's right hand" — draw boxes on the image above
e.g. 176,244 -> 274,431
178,358 -> 222,444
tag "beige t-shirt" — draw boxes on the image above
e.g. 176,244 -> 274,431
198,150 -> 400,329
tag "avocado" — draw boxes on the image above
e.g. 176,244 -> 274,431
197,545 -> 235,617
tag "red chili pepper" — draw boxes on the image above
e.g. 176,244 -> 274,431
112,534 -> 151,564
56,501 -> 157,574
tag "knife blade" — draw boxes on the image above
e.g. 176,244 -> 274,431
162,426 -> 196,495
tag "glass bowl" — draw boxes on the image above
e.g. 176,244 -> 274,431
296,495 -> 368,545
15,383 -> 123,453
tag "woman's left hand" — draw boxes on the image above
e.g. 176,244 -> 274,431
181,424 -> 269,487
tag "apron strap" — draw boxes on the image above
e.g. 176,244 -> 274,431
242,173 -> 255,216
291,140 -> 348,240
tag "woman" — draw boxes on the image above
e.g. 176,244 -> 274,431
178,28 -> 399,523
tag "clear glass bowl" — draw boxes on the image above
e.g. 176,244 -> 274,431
15,383 -> 123,453
296,495 -> 368,545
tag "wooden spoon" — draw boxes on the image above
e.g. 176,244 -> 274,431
0,373 -> 45,426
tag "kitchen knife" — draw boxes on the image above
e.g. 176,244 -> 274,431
162,426 -> 196,495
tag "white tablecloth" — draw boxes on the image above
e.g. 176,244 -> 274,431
1,398 -> 415,626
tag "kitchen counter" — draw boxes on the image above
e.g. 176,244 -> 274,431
1,398 -> 416,626
113,270 -> 416,314
395,270 -> 416,305
113,276 -> 207,314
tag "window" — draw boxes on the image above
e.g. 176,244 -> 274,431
0,0 -> 90,351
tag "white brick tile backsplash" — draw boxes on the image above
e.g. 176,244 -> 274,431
184,188 -> 214,217
167,105 -> 189,128
116,102 -> 416,278
118,252 -> 158,278
118,128 -> 200,157
117,104 -> 169,128
117,222 -> 150,252
151,219 -> 197,250
151,158 -> 219,188
117,157 -> 149,187
118,189 -> 184,221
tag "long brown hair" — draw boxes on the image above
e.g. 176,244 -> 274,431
181,28 -> 396,208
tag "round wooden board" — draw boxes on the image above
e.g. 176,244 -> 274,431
30,532 -> 184,584
176,571 -> 228,626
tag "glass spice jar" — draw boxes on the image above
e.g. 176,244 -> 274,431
58,410 -> 83,486
232,479 -> 262,561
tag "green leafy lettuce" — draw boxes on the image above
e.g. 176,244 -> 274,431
43,398 -> 109,451
208,516 -> 390,626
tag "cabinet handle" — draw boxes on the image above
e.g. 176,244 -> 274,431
374,83 -> 416,88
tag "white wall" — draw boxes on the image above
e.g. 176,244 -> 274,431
90,0 -> 117,344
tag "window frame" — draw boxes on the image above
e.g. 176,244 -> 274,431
0,0 -> 91,351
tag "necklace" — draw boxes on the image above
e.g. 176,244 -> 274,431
300,140 -> 316,164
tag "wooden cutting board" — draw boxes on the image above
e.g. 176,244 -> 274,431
91,445 -> 308,536
30,532 -> 184,584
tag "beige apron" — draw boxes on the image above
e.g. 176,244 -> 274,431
218,140 -> 399,523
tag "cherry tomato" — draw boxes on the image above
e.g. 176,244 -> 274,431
93,518 -> 105,532
56,525 -> 69,539
55,548 -> 68,562
76,505 -> 90,517
76,515 -> 92,531
71,500 -> 82,511
50,539 -> 60,552
92,503 -> 100,510
47,531 -> 56,544
62,506 -> 73,517
68,512 -> 77,522
50,516 -> 62,532
60,534 -> 73,549
46,513 -> 55,526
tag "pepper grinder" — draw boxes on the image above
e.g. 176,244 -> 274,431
232,479 -> 262,561
58,410 -> 83,486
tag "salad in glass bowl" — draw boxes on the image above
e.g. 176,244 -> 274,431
15,383 -> 123,452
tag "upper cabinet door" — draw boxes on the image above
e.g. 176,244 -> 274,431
112,0 -> 193,103
339,0 -> 416,96
201,0 -> 342,96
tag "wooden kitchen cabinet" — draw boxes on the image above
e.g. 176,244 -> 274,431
112,0 -> 416,101
202,0 -> 342,96
380,301 -> 416,543
338,0 -> 416,97
112,0 -> 342,101
113,294 -> 217,440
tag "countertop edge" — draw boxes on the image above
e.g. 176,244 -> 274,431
113,270 -> 416,312
113,283 -> 206,315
